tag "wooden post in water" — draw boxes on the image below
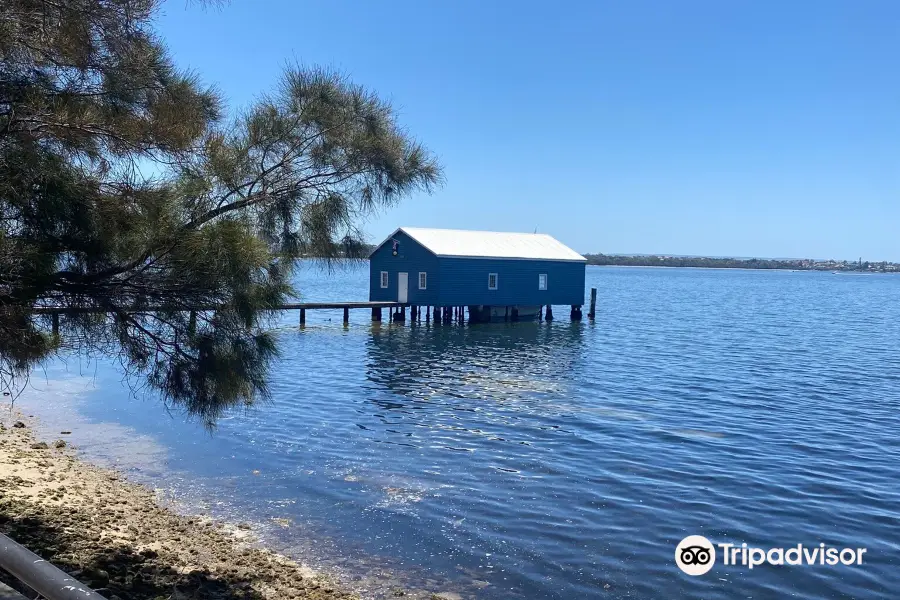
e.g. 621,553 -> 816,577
51,313 -> 59,336
371,307 -> 381,322
539,306 -> 543,321
545,305 -> 554,321
343,307 -> 349,324
589,288 -> 597,320
570,305 -> 583,320
299,308 -> 306,326
188,310 -> 196,335
426,306 -> 431,322
511,307 -> 519,322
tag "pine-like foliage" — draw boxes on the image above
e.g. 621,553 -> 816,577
0,0 -> 442,424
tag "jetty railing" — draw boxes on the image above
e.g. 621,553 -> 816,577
0,532 -> 106,600
28,288 -> 597,330
30,301 -> 404,331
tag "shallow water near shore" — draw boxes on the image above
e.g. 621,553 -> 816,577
12,265 -> 900,598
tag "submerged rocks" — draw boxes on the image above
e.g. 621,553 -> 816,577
0,418 -> 385,600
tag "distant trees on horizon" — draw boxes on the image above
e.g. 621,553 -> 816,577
581,254 -> 899,272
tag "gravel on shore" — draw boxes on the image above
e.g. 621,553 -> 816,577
0,414 -> 356,600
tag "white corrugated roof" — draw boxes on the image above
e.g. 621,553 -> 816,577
383,227 -> 586,262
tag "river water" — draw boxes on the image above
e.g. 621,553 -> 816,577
13,264 -> 900,598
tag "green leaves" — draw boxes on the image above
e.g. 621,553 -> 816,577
1,1 -> 442,421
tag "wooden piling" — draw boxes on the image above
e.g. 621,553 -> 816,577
545,305 -> 554,321
539,306 -> 543,321
371,307 -> 381,322
426,306 -> 431,322
343,307 -> 349,324
51,313 -> 59,336
571,305 -> 583,320
299,308 -> 306,325
589,287 -> 597,320
511,307 -> 519,322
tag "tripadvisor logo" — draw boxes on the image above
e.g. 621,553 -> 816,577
675,535 -> 716,576
675,535 -> 868,576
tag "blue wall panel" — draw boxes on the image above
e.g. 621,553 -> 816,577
369,230 -> 439,304
437,258 -> 585,306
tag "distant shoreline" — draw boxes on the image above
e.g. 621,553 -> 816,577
582,255 -> 900,273
587,264 -> 899,273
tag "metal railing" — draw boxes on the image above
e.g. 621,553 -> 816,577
0,533 -> 105,600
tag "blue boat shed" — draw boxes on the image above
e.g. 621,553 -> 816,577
369,227 -> 587,321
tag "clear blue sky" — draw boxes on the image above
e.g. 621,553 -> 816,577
156,0 -> 899,260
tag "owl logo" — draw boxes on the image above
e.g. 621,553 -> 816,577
675,535 -> 716,576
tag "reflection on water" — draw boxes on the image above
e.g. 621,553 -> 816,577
365,321 -> 586,403
8,264 -> 900,599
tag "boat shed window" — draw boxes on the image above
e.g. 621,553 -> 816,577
488,273 -> 498,290
380,271 -> 389,288
539,273 -> 548,290
419,272 -> 427,290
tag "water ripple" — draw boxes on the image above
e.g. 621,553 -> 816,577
15,265 -> 900,598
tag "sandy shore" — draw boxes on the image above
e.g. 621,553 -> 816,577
0,411 -> 358,600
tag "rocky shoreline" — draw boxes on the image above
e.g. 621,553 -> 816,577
0,412 -> 355,600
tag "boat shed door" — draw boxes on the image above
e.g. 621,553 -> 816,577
398,272 -> 408,303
